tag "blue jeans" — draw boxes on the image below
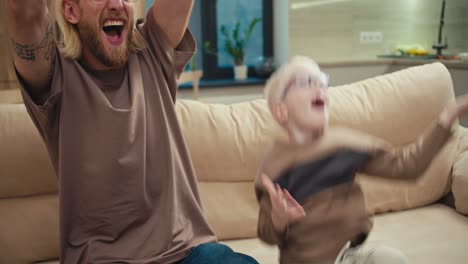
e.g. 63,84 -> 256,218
176,243 -> 259,264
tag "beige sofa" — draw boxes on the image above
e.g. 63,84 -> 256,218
1,63 -> 468,264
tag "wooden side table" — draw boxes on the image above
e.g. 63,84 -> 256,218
178,70 -> 203,99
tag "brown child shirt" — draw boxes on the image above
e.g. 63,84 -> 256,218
255,122 -> 453,264
17,10 -> 216,264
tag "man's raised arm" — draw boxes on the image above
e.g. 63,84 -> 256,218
5,0 -> 55,104
151,0 -> 194,48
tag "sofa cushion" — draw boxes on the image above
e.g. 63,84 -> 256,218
0,104 -> 57,199
176,99 -> 285,183
452,126 -> 468,215
0,195 -> 59,264
365,204 -> 468,263
198,182 -> 259,240
176,100 -> 284,239
327,63 -> 458,213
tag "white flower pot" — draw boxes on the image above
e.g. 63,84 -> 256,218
234,65 -> 248,80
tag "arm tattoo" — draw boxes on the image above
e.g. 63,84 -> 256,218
10,17 -> 55,62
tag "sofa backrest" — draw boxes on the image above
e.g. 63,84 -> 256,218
176,62 -> 458,240
0,63 -> 459,263
0,104 -> 57,199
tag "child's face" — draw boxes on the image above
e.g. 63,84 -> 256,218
281,68 -> 329,132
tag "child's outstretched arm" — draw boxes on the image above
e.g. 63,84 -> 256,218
257,174 -> 306,245
360,93 -> 468,179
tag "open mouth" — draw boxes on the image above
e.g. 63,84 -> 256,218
311,98 -> 325,110
102,20 -> 125,45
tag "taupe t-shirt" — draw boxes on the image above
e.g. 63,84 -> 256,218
18,11 -> 216,264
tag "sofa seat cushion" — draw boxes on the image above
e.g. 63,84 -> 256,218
365,204 -> 468,264
0,195 -> 59,264
35,205 -> 468,264
222,204 -> 468,264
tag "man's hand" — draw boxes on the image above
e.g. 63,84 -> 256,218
151,0 -> 194,48
261,174 -> 306,233
440,93 -> 468,129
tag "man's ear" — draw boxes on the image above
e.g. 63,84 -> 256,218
63,0 -> 80,25
273,102 -> 289,125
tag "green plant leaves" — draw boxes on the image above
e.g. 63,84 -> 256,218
204,17 -> 262,66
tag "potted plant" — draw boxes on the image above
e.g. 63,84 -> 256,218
204,17 -> 261,80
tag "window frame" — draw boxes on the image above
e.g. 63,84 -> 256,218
200,0 -> 274,79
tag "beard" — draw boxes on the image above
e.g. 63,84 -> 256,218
77,18 -> 132,68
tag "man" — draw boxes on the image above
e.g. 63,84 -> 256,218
5,0 -> 258,263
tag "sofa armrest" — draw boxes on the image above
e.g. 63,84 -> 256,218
452,126 -> 468,215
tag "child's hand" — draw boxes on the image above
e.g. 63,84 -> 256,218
261,174 -> 306,233
440,93 -> 468,129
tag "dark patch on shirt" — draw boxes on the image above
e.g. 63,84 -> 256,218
275,150 -> 372,202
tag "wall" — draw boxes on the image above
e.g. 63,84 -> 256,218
274,0 -> 290,66
289,0 -> 468,61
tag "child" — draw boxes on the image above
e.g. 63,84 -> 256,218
255,56 -> 468,264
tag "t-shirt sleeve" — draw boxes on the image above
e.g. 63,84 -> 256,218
140,8 -> 196,100
15,50 -> 62,142
358,121 -> 454,179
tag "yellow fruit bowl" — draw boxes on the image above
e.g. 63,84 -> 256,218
407,48 -> 429,56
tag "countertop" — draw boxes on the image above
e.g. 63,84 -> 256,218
318,57 -> 468,70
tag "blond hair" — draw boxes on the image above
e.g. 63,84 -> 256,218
55,0 -> 145,59
264,56 -> 328,112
